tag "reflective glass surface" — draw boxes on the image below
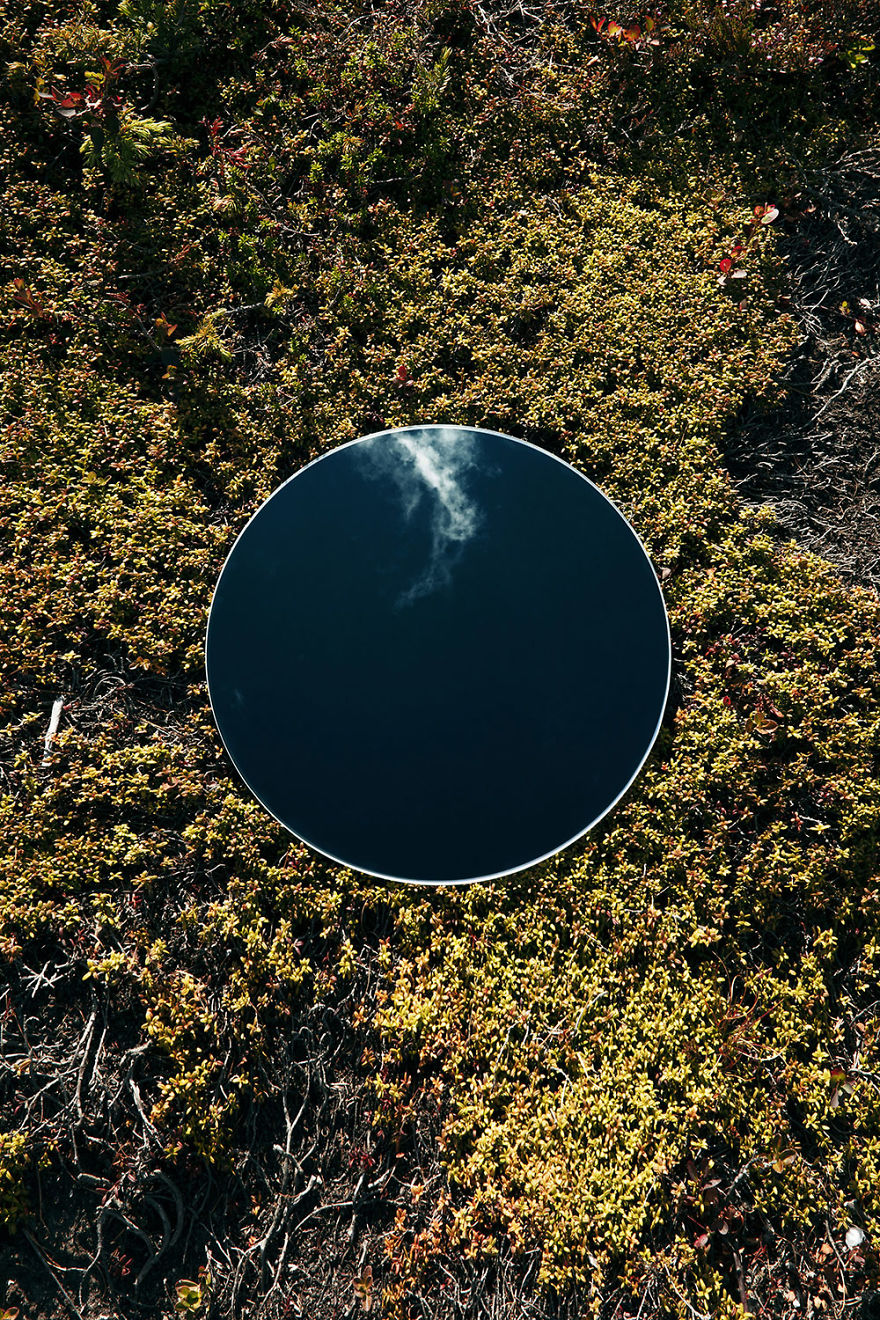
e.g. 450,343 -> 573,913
205,426 -> 670,884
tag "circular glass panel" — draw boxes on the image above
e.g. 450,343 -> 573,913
206,426 -> 670,884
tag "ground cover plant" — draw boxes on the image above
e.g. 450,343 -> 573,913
1,0 -> 880,1316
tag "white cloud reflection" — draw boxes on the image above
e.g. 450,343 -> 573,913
361,427 -> 482,606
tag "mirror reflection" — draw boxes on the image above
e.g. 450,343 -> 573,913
206,426 -> 671,884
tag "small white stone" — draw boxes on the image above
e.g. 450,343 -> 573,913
846,1226 -> 865,1249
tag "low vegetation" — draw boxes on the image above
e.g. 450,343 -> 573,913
1,0 -> 879,1315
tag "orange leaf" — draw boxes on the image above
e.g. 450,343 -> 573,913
353,1265 -> 373,1311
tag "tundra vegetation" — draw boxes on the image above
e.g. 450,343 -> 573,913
1,0 -> 880,1316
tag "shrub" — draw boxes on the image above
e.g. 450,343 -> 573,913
0,1132 -> 30,1233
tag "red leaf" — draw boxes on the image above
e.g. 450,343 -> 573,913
719,257 -> 732,273
51,89 -> 85,117
11,280 -> 48,316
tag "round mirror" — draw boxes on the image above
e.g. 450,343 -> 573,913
206,426 -> 670,884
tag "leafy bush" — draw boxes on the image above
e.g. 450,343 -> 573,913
0,1133 -> 30,1233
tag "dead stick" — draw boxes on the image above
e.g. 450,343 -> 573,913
42,698 -> 64,765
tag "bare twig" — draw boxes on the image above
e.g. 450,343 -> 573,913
41,697 -> 64,765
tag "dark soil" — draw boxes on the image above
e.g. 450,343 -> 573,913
722,145 -> 880,596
